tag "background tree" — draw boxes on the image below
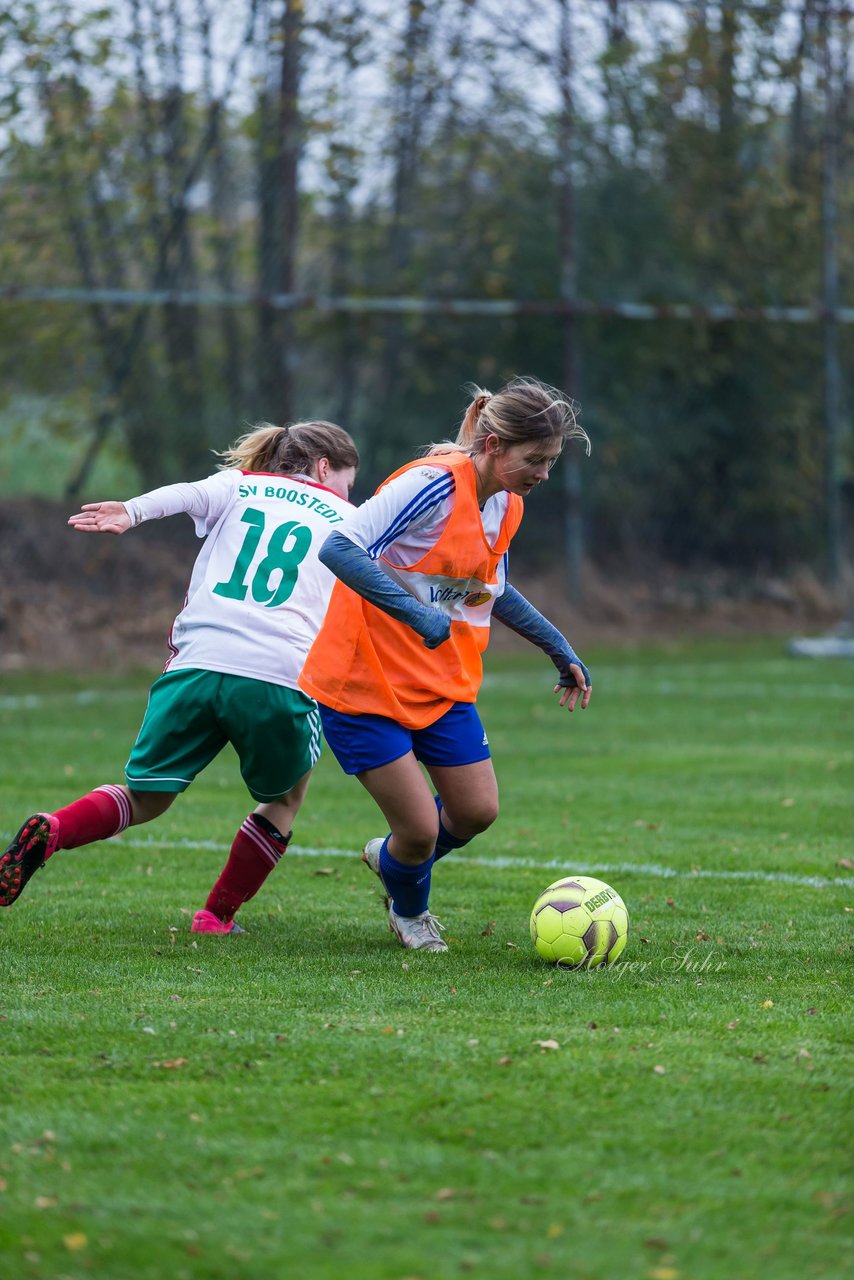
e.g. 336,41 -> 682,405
0,0 -> 850,578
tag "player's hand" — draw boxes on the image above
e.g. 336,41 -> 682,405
421,611 -> 452,650
68,501 -> 132,536
554,662 -> 591,711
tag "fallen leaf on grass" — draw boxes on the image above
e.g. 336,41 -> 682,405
533,1039 -> 560,1051
546,1224 -> 564,1238
34,1196 -> 57,1209
497,1056 -> 512,1067
153,1058 -> 189,1069
63,1234 -> 87,1252
653,1064 -> 666,1075
313,867 -> 336,876
761,999 -> 774,1009
434,1187 -> 456,1201
480,920 -> 496,936
837,858 -> 854,870
727,1020 -> 739,1030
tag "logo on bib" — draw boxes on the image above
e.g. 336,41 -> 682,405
464,591 -> 491,608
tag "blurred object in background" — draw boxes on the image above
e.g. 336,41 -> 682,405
788,612 -> 854,659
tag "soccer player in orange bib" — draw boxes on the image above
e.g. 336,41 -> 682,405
0,422 -> 358,933
300,377 -> 591,952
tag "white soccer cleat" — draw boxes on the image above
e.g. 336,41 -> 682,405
388,905 -> 448,952
362,837 -> 391,909
362,837 -> 384,877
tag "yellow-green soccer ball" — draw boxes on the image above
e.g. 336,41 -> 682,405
529,875 -> 629,968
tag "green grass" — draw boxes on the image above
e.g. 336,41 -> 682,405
0,641 -> 851,1280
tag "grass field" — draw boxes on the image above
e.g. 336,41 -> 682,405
0,641 -> 851,1280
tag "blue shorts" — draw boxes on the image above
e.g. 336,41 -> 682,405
317,702 -> 491,775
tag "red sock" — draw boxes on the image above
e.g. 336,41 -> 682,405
204,814 -> 291,923
52,785 -> 133,850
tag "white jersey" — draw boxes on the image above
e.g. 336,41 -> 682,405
343,464 -> 512,603
124,470 -> 353,689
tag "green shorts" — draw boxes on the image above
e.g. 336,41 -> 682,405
125,668 -> 322,802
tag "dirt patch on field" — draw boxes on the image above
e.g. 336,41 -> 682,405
0,497 -> 848,672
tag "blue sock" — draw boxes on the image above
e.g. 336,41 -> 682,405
433,796 -> 471,863
379,837 -> 434,917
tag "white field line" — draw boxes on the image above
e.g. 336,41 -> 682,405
116,835 -> 854,891
481,674 -> 854,699
5,671 -> 854,712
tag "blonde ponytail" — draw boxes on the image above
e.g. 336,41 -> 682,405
217,420 -> 359,475
425,376 -> 588,458
217,423 -> 284,472
455,388 -> 493,450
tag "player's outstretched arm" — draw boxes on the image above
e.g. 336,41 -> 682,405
68,501 -> 132,536
68,477 -> 228,539
492,582 -> 591,711
319,530 -> 451,649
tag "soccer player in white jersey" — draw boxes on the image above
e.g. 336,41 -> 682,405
0,421 -> 358,933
